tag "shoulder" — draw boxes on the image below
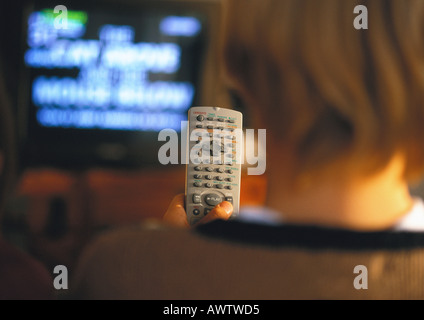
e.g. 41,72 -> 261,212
71,222 -> 217,299
70,220 -> 424,299
77,222 -> 210,260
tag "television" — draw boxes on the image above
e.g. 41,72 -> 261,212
19,0 -> 225,169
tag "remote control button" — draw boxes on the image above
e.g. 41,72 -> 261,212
226,177 -> 233,182
226,186 -> 233,190
216,168 -> 224,173
204,208 -> 212,215
193,209 -> 201,216
218,118 -> 225,122
227,119 -> 235,123
205,175 -> 213,180
205,194 -> 223,206
196,125 -> 203,128
217,126 -> 224,130
207,117 -> 214,121
207,125 -> 214,129
192,158 -> 202,164
216,176 -> 223,181
194,182 -> 202,187
194,166 -> 203,171
194,174 -> 202,179
211,147 -> 222,157
221,145 -> 228,153
192,194 -> 201,204
225,196 -> 233,204
206,167 -> 214,172
197,115 -> 205,121
227,169 -> 233,174
205,183 -> 213,188
216,184 -> 224,189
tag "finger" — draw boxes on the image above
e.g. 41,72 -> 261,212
198,201 -> 233,225
163,194 -> 190,228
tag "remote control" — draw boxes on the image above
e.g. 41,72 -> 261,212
185,106 -> 243,225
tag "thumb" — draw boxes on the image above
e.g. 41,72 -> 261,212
198,201 -> 233,225
163,194 -> 190,228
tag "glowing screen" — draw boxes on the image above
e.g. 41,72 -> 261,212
25,8 -> 203,131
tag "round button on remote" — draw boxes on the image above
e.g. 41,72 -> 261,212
197,115 -> 205,122
205,194 -> 223,206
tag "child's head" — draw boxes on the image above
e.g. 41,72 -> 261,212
221,0 -> 424,183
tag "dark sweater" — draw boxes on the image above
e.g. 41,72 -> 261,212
71,220 -> 424,299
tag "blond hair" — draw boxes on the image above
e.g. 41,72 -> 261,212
221,0 -> 424,181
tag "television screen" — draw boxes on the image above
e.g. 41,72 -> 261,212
20,0 -> 219,168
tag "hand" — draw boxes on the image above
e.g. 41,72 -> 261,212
163,194 -> 233,228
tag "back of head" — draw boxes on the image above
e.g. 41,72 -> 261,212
221,0 -> 424,182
